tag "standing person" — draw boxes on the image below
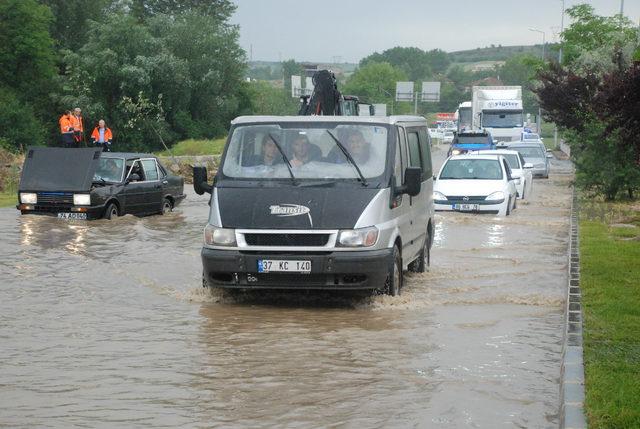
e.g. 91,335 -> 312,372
59,110 -> 74,147
90,119 -> 113,151
71,107 -> 84,147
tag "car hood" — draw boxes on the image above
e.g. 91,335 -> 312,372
434,179 -> 505,197
216,186 -> 381,229
19,147 -> 102,192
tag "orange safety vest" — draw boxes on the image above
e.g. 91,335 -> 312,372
59,114 -> 73,134
91,127 -> 113,143
71,115 -> 84,133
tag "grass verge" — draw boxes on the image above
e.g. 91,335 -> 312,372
580,205 -> 640,428
156,138 -> 226,156
0,191 -> 16,208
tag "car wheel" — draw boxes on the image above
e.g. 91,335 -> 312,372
409,232 -> 430,273
104,202 -> 118,220
161,198 -> 173,214
384,245 -> 402,296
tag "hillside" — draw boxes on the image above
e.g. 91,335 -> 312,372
449,44 -> 557,63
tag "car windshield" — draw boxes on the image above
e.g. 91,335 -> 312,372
440,158 -> 503,180
93,157 -> 124,183
523,133 -> 540,140
513,147 -> 544,159
482,111 -> 524,128
221,123 -> 389,181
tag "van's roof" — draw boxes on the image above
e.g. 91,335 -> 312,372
231,115 -> 427,126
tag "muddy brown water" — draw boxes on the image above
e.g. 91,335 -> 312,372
0,146 -> 574,428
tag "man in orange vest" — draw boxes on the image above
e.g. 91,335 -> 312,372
90,119 -> 113,151
71,107 -> 84,146
59,110 -> 74,147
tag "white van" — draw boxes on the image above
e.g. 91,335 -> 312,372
194,116 -> 435,296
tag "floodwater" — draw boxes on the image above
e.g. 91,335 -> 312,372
0,147 -> 574,428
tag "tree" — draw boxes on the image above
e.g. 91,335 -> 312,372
561,4 -> 637,66
282,59 -> 304,95
360,47 -> 432,81
343,62 -> 407,110
245,81 -> 298,116
40,0 -> 112,51
128,0 -> 235,23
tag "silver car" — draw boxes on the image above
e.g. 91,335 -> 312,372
506,142 -> 552,178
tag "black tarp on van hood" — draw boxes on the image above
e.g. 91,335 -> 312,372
19,147 -> 103,192
217,186 -> 381,229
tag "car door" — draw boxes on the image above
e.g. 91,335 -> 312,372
406,127 -> 429,260
140,158 -> 163,213
122,160 -> 147,215
502,158 -> 517,203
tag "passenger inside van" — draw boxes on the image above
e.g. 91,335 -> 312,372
289,134 -> 321,167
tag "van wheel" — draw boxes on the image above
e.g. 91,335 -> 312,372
104,202 -> 118,219
384,245 -> 402,296
161,198 -> 173,214
409,233 -> 430,273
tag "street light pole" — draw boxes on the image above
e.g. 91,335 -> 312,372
559,0 -> 565,64
529,28 -> 546,133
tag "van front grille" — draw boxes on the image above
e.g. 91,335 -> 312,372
243,233 -> 330,247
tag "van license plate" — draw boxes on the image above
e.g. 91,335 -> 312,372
57,212 -> 87,220
258,260 -> 311,273
453,203 -> 479,212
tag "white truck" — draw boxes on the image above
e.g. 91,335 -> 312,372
471,86 -> 524,144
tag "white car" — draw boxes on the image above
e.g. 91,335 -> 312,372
433,154 -> 518,216
443,131 -> 455,143
472,150 -> 533,199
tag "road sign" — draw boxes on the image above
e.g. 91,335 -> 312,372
395,82 -> 414,102
421,82 -> 441,102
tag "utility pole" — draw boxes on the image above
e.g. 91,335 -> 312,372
559,0 -> 565,64
529,28 -> 546,133
620,0 -> 624,15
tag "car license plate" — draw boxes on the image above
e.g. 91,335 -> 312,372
57,212 -> 87,220
453,203 -> 479,212
258,259 -> 311,273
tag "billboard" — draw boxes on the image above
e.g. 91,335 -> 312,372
395,82 -> 414,102
421,82 -> 441,102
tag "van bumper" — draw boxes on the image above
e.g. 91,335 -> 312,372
202,247 -> 393,290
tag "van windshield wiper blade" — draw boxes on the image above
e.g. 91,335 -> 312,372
268,133 -> 297,185
325,130 -> 368,186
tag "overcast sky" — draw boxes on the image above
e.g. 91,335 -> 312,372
231,0 -> 640,63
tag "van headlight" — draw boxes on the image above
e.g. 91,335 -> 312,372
204,224 -> 236,246
20,192 -> 37,204
337,226 -> 378,247
73,194 -> 91,206
485,191 -> 505,202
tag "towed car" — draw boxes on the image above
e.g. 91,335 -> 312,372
447,130 -> 495,157
433,154 -> 518,216
17,147 -> 185,220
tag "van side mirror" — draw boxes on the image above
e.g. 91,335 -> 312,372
395,167 -> 422,197
193,166 -> 212,195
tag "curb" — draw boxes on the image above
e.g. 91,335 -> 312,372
560,191 -> 587,428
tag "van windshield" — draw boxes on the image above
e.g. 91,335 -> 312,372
221,124 -> 389,181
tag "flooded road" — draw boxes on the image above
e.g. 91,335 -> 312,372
0,146 -> 574,428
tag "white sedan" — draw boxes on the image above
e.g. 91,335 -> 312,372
433,154 -> 518,216
473,150 -> 533,199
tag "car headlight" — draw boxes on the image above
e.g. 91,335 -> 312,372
433,191 -> 447,201
485,191 -> 505,202
337,226 -> 378,247
73,194 -> 91,206
19,192 -> 37,204
204,224 -> 236,246
451,149 -> 461,155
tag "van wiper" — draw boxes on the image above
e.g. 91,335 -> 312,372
325,130 -> 368,186
268,133 -> 298,185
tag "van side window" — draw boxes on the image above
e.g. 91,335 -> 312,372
394,133 -> 403,185
418,128 -> 433,177
407,131 -> 422,169
397,126 -> 408,184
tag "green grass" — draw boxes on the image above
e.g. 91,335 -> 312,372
156,138 -> 226,156
0,191 -> 17,208
580,215 -> 640,428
